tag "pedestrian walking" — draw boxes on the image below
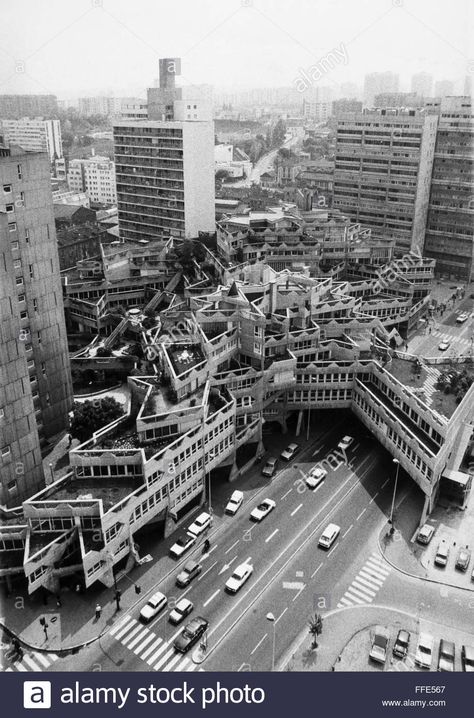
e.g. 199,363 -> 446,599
95,604 -> 102,620
429,326 -> 432,335
67,433 -> 72,448
56,595 -> 61,607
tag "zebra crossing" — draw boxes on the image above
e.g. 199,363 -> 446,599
109,614 -> 204,672
2,650 -> 59,673
337,553 -> 390,609
431,329 -> 473,351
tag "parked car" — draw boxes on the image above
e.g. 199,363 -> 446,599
173,616 -> 208,653
438,340 -> 451,351
438,639 -> 455,672
461,644 -> 474,672
168,598 -> 194,625
415,632 -> 434,668
176,559 -> 202,588
262,457 -> 278,478
455,547 -> 471,572
456,312 -> 469,324
225,490 -> 244,516
416,524 -> 436,545
369,626 -> 389,664
280,443 -> 300,461
250,498 -> 276,522
169,533 -> 197,559
337,435 -> 354,452
305,466 -> 327,490
318,523 -> 341,549
187,512 -> 212,537
393,629 -> 410,659
139,591 -> 167,623
434,539 -> 450,567
225,562 -> 254,593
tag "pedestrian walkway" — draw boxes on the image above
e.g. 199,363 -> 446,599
337,553 -> 391,609
421,366 -> 441,406
2,650 -> 59,673
109,614 -> 204,672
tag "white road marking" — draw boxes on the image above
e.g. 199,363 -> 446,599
347,585 -> 374,602
343,591 -> 365,605
197,560 -> 218,581
126,627 -> 150,649
327,543 -> 339,557
337,597 -> 353,607
110,614 -> 132,636
153,647 -> 175,671
282,581 -> 305,590
250,634 -> 267,655
175,657 -> 191,671
265,529 -> 279,543
114,617 -> 137,640
162,653 -> 183,672
140,636 -> 163,660
203,589 -> 220,607
360,568 -> 384,586
281,488 -> 293,500
35,653 -> 52,668
342,524 -> 353,539
291,503 -> 303,517
276,607 -> 288,624
381,479 -> 390,489
133,632 -> 155,655
225,540 -> 239,555
292,585 -> 305,602
22,655 -> 41,671
311,562 -> 323,578
356,507 -> 367,520
121,624 -> 144,646
351,580 -> 376,597
146,640 -> 169,666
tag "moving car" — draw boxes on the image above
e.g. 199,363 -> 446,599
415,632 -> 434,668
173,616 -> 209,653
434,539 -> 450,567
169,533 -> 196,559
337,435 -> 354,452
225,490 -> 244,516
250,498 -> 276,522
262,457 -> 278,478
393,629 -> 410,659
176,559 -> 202,588
225,562 -> 254,593
438,639 -> 455,672
438,340 -> 451,351
461,644 -> 474,672
456,312 -> 469,324
139,591 -> 167,623
455,547 -> 471,572
416,524 -> 436,545
168,598 -> 194,625
187,512 -> 212,537
280,443 -> 300,461
369,627 -> 389,664
318,523 -> 341,549
305,466 -> 327,490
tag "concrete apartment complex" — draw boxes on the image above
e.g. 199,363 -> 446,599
423,96 -> 474,280
0,145 -> 73,508
67,154 -> 117,205
333,108 -> 439,254
0,95 -> 58,119
0,118 -> 63,162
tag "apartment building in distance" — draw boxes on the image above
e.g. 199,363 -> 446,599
332,99 -> 363,117
0,145 -> 73,507
0,118 -> 63,162
411,72 -> 433,98
147,58 -> 212,122
0,95 -> 58,119
333,108 -> 439,254
363,72 -> 399,107
423,96 -> 474,280
67,154 -> 117,205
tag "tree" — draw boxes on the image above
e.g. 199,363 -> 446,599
271,119 -> 286,148
308,613 -> 323,648
70,397 -> 124,442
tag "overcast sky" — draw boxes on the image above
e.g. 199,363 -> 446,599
0,0 -> 472,98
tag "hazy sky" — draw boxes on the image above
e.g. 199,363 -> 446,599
0,0 -> 472,98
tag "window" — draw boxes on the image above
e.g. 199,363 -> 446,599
17,163 -> 22,180
2,184 -> 12,194
37,330 -> 41,344
0,408 -> 4,419
20,311 -> 28,320
8,222 -> 17,232
33,298 -> 38,311
17,293 -> 25,302
25,229 -> 29,243
27,359 -> 34,368
6,204 -> 14,213
1,446 -> 11,458
16,277 -> 23,286
7,480 -> 17,492
11,240 -> 19,250
13,259 -> 21,269
29,264 -> 34,278
30,375 -> 37,384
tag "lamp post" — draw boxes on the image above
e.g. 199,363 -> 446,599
389,458 -> 400,526
266,612 -> 276,671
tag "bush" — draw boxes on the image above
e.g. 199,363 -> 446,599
70,396 -> 124,442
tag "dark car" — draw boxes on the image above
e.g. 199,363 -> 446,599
393,629 -> 410,659
173,616 -> 209,653
175,559 -> 202,588
455,547 -> 471,572
438,639 -> 455,672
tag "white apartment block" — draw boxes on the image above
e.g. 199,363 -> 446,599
0,118 -> 63,162
67,155 -> 117,205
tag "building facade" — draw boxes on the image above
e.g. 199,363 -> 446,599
0,118 -> 63,162
363,72 -> 399,106
67,155 -> 117,205
0,95 -> 58,119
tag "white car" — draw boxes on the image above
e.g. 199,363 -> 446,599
225,490 -> 244,516
456,312 -> 469,324
139,591 -> 167,623
318,523 -> 341,549
187,511 -> 212,537
168,598 -> 194,625
306,466 -> 327,489
416,524 -> 435,545
415,632 -> 434,668
169,533 -> 196,559
337,435 -> 354,452
280,443 -> 300,461
250,498 -> 276,522
438,340 -> 451,351
225,563 -> 254,593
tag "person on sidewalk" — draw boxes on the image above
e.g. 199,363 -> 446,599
95,604 -> 102,620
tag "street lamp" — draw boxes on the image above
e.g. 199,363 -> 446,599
266,612 -> 276,671
389,458 -> 400,526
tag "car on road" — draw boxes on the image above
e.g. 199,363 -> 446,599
318,523 -> 341,549
415,632 -> 434,668
280,443 -> 300,461
262,457 -> 278,478
456,312 -> 469,324
169,533 -> 197,559
438,340 -> 451,351
438,639 -> 455,672
225,562 -> 254,593
168,598 -> 194,625
176,559 -> 202,588
455,547 -> 471,572
173,616 -> 209,653
461,644 -> 474,671
416,524 -> 436,545
369,627 -> 389,664
187,512 -> 212,537
139,591 -> 167,623
393,629 -> 410,659
337,435 -> 354,452
305,466 -> 327,490
434,539 -> 450,567
250,498 -> 276,522
225,490 -> 244,516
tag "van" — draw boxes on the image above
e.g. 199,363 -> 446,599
318,523 -> 341,549
434,539 -> 449,567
